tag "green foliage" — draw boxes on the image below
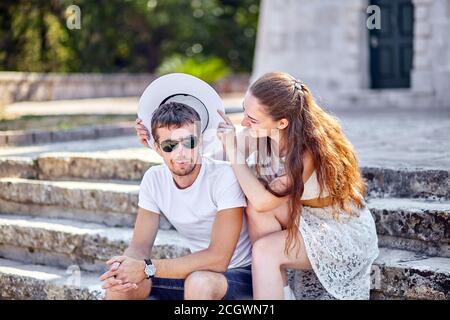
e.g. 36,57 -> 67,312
0,0 -> 74,72
156,54 -> 231,83
0,0 -> 260,75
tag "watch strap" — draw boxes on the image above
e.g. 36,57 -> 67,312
144,259 -> 154,279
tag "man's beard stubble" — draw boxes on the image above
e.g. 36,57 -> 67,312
170,160 -> 197,177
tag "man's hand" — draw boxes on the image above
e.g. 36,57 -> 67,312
99,256 -> 147,292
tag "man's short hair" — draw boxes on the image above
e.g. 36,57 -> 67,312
151,102 -> 201,143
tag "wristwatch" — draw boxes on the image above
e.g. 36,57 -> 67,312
143,259 -> 156,279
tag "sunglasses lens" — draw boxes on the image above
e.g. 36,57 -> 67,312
182,136 -> 199,149
161,140 -> 178,153
160,136 -> 198,152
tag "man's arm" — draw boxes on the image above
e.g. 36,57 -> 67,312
104,206 -> 245,283
152,206 -> 244,279
99,207 -> 159,287
124,207 -> 160,259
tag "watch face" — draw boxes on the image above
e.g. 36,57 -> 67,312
150,264 -> 156,275
145,263 -> 155,276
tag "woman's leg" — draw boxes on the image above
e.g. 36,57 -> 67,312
245,201 -> 291,285
251,229 -> 312,300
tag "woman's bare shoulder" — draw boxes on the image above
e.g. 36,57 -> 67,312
302,149 -> 316,181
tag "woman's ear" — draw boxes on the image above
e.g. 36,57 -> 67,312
278,118 -> 289,130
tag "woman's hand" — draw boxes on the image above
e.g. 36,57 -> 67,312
135,118 -> 150,147
217,110 -> 238,163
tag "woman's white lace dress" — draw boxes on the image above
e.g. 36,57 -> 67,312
247,152 -> 379,300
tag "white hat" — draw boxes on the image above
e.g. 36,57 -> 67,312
137,73 -> 225,150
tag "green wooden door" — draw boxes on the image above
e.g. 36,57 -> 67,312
370,0 -> 414,88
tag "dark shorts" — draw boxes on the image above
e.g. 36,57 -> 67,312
148,265 -> 253,300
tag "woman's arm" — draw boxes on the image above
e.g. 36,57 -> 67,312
230,151 -> 315,212
135,118 -> 150,147
231,161 -> 289,212
216,110 -> 315,212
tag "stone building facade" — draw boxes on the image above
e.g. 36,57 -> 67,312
252,0 -> 450,109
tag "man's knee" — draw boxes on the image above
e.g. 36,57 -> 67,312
104,279 -> 152,300
184,271 -> 227,300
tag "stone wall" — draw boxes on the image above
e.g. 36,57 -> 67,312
252,0 -> 450,109
0,72 -> 250,105
435,1 -> 450,107
0,73 -> 156,104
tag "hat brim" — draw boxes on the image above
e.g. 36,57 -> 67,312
137,73 -> 225,150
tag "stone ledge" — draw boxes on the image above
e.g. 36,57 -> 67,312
1,178 -> 449,242
0,72 -> 248,104
0,123 -> 135,147
291,247 -> 450,300
0,257 -> 103,300
2,155 -> 449,200
363,167 -> 450,200
0,214 -> 189,272
4,154 -> 450,198
0,157 -> 37,179
36,152 -> 162,181
2,247 -> 448,300
371,248 -> 450,300
377,234 -> 450,258
0,73 -> 155,104
368,197 -> 450,247
0,177 -> 170,228
0,178 -> 139,215
0,197 -> 173,230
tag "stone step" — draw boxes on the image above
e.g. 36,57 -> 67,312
367,198 -> 450,257
363,167 -> 450,200
0,123 -> 135,147
0,177 -> 140,228
292,247 -> 450,300
1,178 -> 448,252
370,247 -> 450,300
1,247 -> 448,300
2,155 -> 450,200
36,152 -> 161,181
0,177 -> 171,229
0,257 -> 103,300
0,152 -> 162,181
0,157 -> 37,179
0,214 -> 190,273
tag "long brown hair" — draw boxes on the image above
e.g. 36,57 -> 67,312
249,72 -> 365,255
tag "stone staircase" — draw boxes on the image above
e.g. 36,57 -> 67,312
0,153 -> 448,300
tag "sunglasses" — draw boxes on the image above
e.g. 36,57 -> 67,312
159,135 -> 199,153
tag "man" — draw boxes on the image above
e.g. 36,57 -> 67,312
99,102 -> 253,300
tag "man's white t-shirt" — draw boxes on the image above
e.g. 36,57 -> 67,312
138,156 -> 252,269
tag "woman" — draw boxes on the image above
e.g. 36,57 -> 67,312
135,72 -> 379,300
